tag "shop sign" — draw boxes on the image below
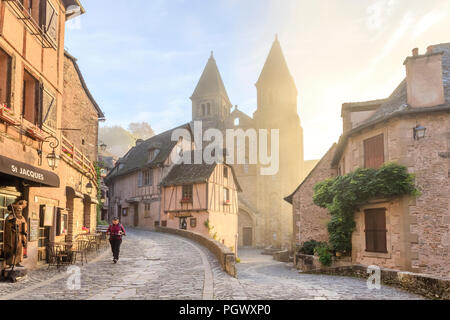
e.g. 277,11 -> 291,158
175,212 -> 193,218
0,155 -> 60,187
29,219 -> 39,242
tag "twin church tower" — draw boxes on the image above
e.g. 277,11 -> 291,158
190,37 -> 304,249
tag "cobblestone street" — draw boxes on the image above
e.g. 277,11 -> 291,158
0,229 -> 424,300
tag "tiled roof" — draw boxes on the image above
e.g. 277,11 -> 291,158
360,42 -> 450,127
331,42 -> 450,167
105,123 -> 191,181
161,151 -> 242,191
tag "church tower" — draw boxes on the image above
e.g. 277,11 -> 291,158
190,52 -> 232,130
253,36 -> 304,249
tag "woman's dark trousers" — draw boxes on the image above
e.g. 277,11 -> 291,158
109,239 -> 122,260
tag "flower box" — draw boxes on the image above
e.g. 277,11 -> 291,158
224,200 -> 231,205
180,197 -> 192,203
26,125 -> 46,141
0,104 -> 20,126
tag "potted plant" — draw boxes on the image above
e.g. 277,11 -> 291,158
0,104 -> 20,126
26,124 -> 46,141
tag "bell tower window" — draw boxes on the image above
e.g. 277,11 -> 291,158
201,104 -> 206,116
207,103 -> 211,115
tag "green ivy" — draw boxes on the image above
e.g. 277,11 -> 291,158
94,161 -> 103,224
313,162 -> 419,255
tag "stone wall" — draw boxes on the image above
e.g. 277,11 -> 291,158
62,54 -> 100,163
338,113 -> 450,277
155,226 -> 236,277
290,144 -> 336,246
304,264 -> 450,300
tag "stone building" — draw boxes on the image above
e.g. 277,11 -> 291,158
0,0 -> 102,270
105,124 -> 193,228
284,144 -> 336,246
104,127 -> 242,251
286,43 -> 450,278
161,151 -> 241,251
191,37 -> 307,250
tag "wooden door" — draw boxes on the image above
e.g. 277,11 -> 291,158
243,227 -> 253,247
133,204 -> 139,227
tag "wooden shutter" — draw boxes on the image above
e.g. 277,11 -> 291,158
42,88 -> 56,129
35,82 -> 43,126
365,209 -> 387,253
364,134 -> 384,169
138,171 -> 143,187
41,0 -> 58,44
5,54 -> 12,106
149,169 -> 153,186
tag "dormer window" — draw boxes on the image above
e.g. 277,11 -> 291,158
148,148 -> 160,163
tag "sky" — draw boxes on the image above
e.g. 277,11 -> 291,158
65,0 -> 450,160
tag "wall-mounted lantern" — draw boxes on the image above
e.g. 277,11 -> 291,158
413,125 -> 426,140
86,181 -> 93,195
38,135 -> 60,170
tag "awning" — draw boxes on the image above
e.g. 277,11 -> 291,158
0,155 -> 60,187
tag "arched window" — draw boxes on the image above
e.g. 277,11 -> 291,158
234,118 -> 240,126
201,104 -> 206,116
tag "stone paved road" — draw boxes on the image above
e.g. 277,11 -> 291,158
0,229 -> 424,300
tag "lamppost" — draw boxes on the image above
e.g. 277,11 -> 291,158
37,135 -> 60,170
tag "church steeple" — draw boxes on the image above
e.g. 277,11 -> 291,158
254,36 -> 298,121
256,35 -> 297,92
191,52 -> 232,125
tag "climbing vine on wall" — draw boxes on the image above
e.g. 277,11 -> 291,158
313,162 -> 419,255
94,161 -> 104,224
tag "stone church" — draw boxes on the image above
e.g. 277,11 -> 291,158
190,37 -> 306,249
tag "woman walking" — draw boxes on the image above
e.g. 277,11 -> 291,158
106,217 -> 126,264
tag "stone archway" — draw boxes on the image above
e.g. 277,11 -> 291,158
238,208 -> 255,247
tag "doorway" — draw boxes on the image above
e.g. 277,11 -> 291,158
38,205 -> 51,262
133,203 -> 139,227
243,227 -> 253,247
180,217 -> 187,230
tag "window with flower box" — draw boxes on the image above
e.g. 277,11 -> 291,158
224,187 -> 230,204
22,69 -> 41,125
0,49 -> 12,108
181,185 -> 193,203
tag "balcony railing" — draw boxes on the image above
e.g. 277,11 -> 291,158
61,135 -> 97,181
4,0 -> 55,49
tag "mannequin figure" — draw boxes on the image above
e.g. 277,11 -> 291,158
4,200 -> 28,267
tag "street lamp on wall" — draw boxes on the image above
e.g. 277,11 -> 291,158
38,135 -> 60,170
413,125 -> 426,140
86,181 -> 93,195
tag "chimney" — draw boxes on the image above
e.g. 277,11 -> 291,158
404,45 -> 445,108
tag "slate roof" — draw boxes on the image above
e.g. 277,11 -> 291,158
161,151 -> 242,191
105,123 -> 191,182
191,52 -> 231,105
331,42 -> 450,166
